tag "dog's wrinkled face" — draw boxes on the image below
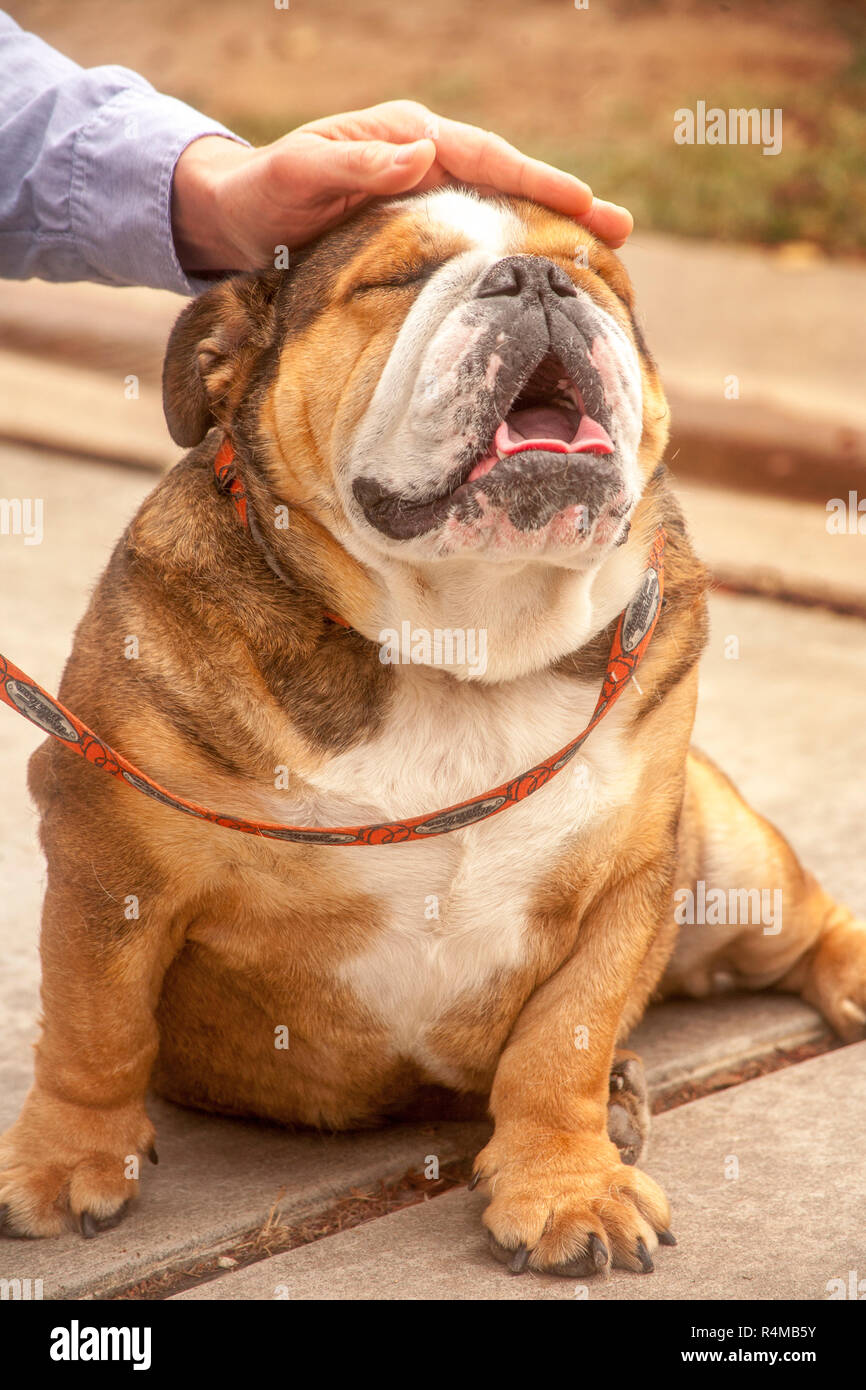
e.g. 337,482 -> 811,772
342,193 -> 656,563
164,189 -> 668,575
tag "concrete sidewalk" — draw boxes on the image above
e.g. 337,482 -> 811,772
620,233 -> 866,461
175,1044 -> 866,1302
1,441 -> 864,1300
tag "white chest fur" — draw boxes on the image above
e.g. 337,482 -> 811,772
270,663 -> 641,1082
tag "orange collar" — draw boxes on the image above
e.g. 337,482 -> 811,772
213,434 -> 249,526
213,436 -> 352,631
0,442 -> 665,846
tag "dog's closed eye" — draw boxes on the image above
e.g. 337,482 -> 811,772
351,262 -> 441,295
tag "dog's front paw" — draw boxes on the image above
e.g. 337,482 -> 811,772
0,1093 -> 155,1238
472,1127 -> 673,1278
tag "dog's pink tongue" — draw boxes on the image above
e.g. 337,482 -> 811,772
467,406 -> 613,482
497,406 -> 613,456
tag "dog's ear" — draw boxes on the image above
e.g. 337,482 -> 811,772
162,273 -> 282,448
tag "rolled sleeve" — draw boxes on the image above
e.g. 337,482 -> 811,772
0,13 -> 248,295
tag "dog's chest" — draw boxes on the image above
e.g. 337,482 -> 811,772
271,667 -> 638,1080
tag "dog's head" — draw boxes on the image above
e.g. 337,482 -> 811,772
165,188 -> 667,553
163,190 -> 669,678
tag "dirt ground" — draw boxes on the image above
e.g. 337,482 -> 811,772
9,0 -> 866,254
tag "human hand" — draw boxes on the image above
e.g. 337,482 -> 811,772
171,100 -> 633,275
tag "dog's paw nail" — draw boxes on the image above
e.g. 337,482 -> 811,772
488,1231 -> 520,1268
589,1232 -> 609,1269
468,1170 -> 482,1191
80,1201 -> 128,1239
508,1244 -> 530,1275
635,1236 -> 654,1273
147,1145 -> 159,1166
610,1073 -> 624,1091
80,1211 -> 100,1239
658,1228 -> 677,1246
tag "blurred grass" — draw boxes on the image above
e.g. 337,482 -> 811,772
535,84 -> 866,256
229,60 -> 866,257
224,0 -> 866,258
563,17 -> 866,255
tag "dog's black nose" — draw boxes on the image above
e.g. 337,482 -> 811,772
475,255 -> 578,301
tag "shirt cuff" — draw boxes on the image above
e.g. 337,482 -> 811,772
70,87 -> 249,296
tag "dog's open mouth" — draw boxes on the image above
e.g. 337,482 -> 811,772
353,352 -> 624,542
465,354 -> 614,485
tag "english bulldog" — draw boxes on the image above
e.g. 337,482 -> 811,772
2,189 -> 865,1281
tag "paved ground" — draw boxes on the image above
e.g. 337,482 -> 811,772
175,1044 -> 866,1302
620,233 -> 866,458
678,479 -> 866,612
1,437 -> 864,1300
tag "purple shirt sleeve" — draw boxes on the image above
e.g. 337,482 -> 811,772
0,11 -> 249,295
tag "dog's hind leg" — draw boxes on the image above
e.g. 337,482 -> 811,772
607,1050 -> 651,1166
663,748 -> 866,1041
